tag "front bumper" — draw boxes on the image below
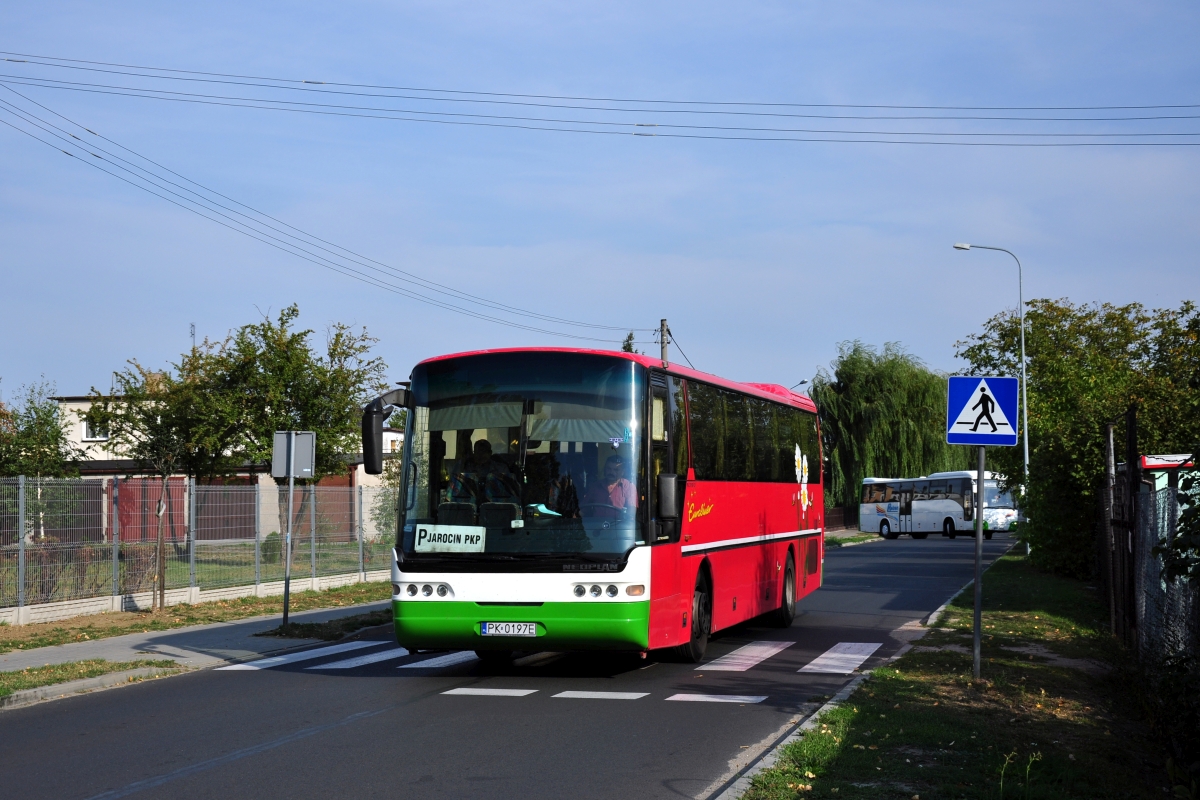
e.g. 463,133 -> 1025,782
392,599 -> 650,651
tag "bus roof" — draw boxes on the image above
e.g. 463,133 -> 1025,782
413,347 -> 817,412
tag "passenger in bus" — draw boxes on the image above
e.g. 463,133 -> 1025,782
583,455 -> 637,511
449,439 -> 520,505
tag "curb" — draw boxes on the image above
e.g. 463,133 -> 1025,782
0,667 -> 185,711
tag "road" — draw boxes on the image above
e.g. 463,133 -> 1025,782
0,535 -> 1012,800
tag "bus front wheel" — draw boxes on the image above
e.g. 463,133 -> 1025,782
769,556 -> 796,628
944,519 -> 956,539
677,572 -> 712,663
880,520 -> 898,540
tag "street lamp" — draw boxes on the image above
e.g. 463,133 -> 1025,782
953,243 -> 1030,491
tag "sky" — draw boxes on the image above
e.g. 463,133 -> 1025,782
2,1 -> 1198,401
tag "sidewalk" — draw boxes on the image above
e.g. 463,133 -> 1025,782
0,601 -> 391,672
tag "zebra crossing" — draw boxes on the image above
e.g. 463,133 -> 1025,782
216,638 -> 885,704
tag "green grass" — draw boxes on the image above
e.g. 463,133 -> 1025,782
741,555 -> 1164,799
0,579 -> 392,653
0,659 -> 179,698
258,608 -> 393,641
824,533 -> 879,548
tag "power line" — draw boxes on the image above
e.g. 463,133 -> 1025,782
3,50 -> 1197,113
3,76 -> 1196,147
0,86 -> 653,336
4,74 -> 1198,137
0,98 -> 634,342
666,327 -> 695,370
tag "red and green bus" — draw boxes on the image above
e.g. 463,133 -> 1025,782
362,348 -> 824,663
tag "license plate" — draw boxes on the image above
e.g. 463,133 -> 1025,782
480,622 -> 537,637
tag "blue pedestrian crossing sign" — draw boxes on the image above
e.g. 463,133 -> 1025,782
946,376 -> 1019,446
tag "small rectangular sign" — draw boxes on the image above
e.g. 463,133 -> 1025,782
413,524 -> 487,553
946,377 -> 1019,447
271,431 -> 316,478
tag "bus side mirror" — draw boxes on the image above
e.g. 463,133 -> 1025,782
657,473 -> 679,520
362,388 -> 410,475
362,398 -> 385,475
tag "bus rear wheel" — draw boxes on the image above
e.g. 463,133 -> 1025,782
769,556 -> 796,628
880,520 -> 898,540
677,571 -> 712,663
944,519 -> 956,539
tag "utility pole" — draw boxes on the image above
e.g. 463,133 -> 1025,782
660,319 -> 669,367
973,446 -> 985,681
190,323 -> 196,352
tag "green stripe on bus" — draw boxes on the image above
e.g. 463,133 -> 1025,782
392,600 -> 650,651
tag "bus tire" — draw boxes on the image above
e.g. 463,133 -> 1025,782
676,571 -> 712,663
769,556 -> 797,628
880,520 -> 897,539
944,519 -> 956,539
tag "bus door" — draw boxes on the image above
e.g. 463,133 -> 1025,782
897,482 -> 914,533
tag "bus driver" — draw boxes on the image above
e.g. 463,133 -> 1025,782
584,454 -> 637,512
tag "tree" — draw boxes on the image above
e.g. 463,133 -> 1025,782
621,332 -> 640,354
85,345 -> 242,609
956,299 -> 1200,578
222,305 -> 389,481
0,380 -> 80,478
811,341 -> 968,510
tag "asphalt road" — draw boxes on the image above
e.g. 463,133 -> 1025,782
0,535 -> 1012,800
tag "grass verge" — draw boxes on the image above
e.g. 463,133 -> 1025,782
0,580 -> 392,654
257,608 -> 393,641
741,554 -> 1164,799
825,533 -> 878,548
0,659 -> 179,698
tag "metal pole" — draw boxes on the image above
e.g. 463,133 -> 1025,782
310,483 -> 317,583
188,478 -> 197,591
283,432 -> 294,626
17,475 -> 25,610
660,319 -> 669,367
254,479 -> 261,588
357,485 -> 365,577
1104,423 -> 1117,636
973,446 -> 986,681
112,477 -> 120,599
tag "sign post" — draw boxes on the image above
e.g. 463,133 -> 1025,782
947,376 -> 1019,681
272,431 -> 315,627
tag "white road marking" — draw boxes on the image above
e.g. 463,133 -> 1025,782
699,640 -> 794,671
398,651 -> 479,670
551,691 -> 649,700
306,647 -> 410,670
442,688 -> 537,696
217,641 -> 379,671
666,694 -> 768,704
799,642 -> 883,674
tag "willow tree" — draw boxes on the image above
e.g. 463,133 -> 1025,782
811,341 -> 968,509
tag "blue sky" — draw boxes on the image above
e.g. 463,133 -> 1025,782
2,1 -> 1198,400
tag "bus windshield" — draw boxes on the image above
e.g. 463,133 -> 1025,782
400,352 -> 646,560
985,482 -> 1014,508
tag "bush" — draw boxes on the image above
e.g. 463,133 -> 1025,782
261,532 -> 281,564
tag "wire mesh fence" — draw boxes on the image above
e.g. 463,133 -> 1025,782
1134,489 -> 1198,662
0,476 -> 397,613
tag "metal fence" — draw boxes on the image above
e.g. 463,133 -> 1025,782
1103,486 -> 1198,662
0,476 -> 397,612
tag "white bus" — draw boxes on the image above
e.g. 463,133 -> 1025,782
858,471 -> 1016,540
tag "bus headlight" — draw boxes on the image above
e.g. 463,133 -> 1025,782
422,584 -> 433,596
391,583 -> 402,595
590,585 -> 601,597
437,584 -> 448,597
625,585 -> 645,596
573,585 -> 586,597
406,584 -> 417,596
606,585 -> 618,597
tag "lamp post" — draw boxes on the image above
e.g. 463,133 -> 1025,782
953,243 -> 1030,490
